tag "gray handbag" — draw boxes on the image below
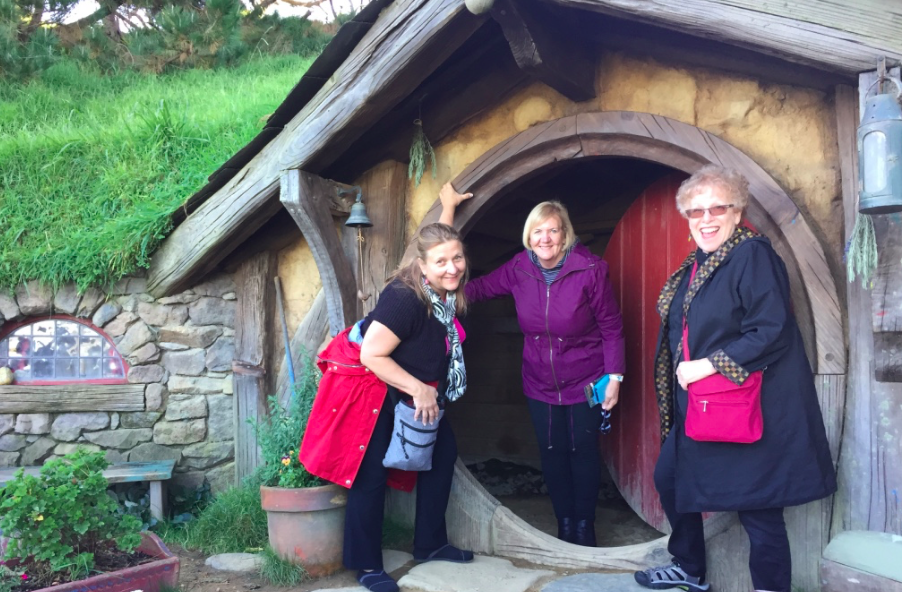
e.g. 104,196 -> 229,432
382,400 -> 444,471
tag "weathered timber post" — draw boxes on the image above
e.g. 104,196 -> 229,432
280,169 -> 357,336
233,251 -> 277,483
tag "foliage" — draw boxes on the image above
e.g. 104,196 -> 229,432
0,53 -> 313,292
381,518 -> 414,551
408,119 -> 436,187
153,481 -> 268,554
0,0 -> 333,79
166,479 -> 212,524
0,565 -> 27,592
0,450 -> 143,581
252,356 -> 323,489
259,546 -> 309,586
846,211 -> 878,289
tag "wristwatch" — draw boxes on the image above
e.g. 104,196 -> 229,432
608,374 -> 624,382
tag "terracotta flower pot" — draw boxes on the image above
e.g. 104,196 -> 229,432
260,484 -> 347,577
2,532 -> 179,592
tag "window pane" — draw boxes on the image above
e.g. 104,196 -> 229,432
33,358 -> 53,378
863,131 -> 888,193
13,364 -> 31,381
0,358 -> 7,368
81,325 -> 100,337
102,341 -> 112,355
10,336 -> 32,357
80,358 -> 101,379
56,359 -> 79,379
1,339 -> 8,357
57,321 -> 78,335
80,337 -> 102,357
33,321 -> 54,336
33,338 -> 55,357
103,356 -> 125,378
57,335 -> 78,358
13,326 -> 31,336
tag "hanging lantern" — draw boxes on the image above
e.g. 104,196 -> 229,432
858,75 -> 902,214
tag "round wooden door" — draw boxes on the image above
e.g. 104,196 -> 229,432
601,172 -> 689,532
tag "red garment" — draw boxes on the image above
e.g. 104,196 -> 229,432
299,327 -> 416,492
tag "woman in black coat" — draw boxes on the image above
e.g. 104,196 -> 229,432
633,166 -> 836,592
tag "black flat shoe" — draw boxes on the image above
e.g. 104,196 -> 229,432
357,570 -> 399,592
574,519 -> 596,547
413,543 -> 474,563
558,517 -> 575,543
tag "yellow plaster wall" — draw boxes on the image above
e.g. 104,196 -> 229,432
407,50 -> 842,269
277,237 -> 321,337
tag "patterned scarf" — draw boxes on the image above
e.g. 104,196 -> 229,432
422,279 -> 467,402
653,226 -> 759,441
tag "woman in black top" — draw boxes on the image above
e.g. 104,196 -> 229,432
347,185 -> 475,592
633,166 -> 836,592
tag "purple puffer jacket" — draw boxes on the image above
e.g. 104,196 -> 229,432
465,243 -> 625,405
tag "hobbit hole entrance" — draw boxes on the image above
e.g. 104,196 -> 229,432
447,157 -> 682,543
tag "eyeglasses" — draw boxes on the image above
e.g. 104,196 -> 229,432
683,204 -> 735,219
599,409 -> 612,435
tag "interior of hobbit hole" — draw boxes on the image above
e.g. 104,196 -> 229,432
447,156 -> 692,545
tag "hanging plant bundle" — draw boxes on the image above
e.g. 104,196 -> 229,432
409,119 -> 437,187
846,211 -> 879,288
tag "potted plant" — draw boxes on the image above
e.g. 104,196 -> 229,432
0,449 -> 179,592
254,358 -> 346,578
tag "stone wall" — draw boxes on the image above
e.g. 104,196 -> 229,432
0,274 -> 237,493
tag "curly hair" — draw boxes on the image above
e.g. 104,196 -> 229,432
675,165 -> 750,215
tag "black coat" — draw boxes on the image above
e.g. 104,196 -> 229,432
659,237 -> 837,512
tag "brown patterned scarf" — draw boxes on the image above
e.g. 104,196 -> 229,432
653,226 -> 760,442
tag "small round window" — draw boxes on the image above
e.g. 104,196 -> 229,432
0,318 -> 126,384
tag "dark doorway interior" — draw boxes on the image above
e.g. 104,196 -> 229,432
448,157 -> 675,546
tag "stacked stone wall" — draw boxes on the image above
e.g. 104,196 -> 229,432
0,274 -> 237,493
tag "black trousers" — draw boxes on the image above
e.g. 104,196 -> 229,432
343,394 -> 458,570
654,430 -> 792,591
526,398 -> 603,522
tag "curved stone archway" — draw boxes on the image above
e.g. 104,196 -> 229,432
396,111 -> 845,572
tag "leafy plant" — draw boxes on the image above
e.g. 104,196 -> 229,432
0,449 -> 143,581
252,355 -> 323,489
0,565 -> 27,592
259,546 -> 309,586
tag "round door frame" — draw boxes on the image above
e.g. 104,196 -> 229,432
411,111 -> 844,374
396,112 -> 844,570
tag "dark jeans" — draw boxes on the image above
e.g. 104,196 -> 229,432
654,430 -> 792,591
526,398 -> 603,522
343,394 -> 458,570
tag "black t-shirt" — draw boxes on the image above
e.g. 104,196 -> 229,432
360,280 -> 452,384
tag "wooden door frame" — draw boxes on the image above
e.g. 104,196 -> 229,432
410,111 -> 845,375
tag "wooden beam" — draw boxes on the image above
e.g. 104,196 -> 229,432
280,170 -> 357,336
491,0 -> 595,102
232,251 -> 277,484
549,0 -> 902,75
0,384 -> 145,413
146,0 -> 485,297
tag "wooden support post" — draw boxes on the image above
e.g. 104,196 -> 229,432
832,74 -> 902,537
340,161 -> 409,317
232,251 -> 277,484
149,481 -> 167,521
281,169 -> 358,336
492,0 -> 595,102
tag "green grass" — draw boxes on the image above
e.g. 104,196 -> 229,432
0,54 -> 314,293
259,546 -> 310,587
154,481 -> 268,554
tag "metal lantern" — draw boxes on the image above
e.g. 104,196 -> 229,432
342,186 -> 373,228
858,76 -> 902,214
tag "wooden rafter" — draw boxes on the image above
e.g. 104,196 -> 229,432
491,0 -> 596,102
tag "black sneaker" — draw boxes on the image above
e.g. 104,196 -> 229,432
634,562 -> 710,591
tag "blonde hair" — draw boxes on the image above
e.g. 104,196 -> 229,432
389,223 -> 469,316
521,201 -> 577,252
675,165 -> 750,215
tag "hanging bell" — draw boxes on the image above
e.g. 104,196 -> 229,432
858,76 -> 902,214
345,200 -> 373,228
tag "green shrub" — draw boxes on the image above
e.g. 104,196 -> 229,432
154,481 -> 267,554
253,356 -> 323,489
0,450 -> 143,581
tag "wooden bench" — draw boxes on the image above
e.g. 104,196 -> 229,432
820,530 -> 902,592
0,460 -> 176,521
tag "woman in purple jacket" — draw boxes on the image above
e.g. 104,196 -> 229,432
458,197 -> 626,547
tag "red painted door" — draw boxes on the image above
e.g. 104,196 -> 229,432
602,172 -> 689,532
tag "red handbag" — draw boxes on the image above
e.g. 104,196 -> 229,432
681,263 -> 764,444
